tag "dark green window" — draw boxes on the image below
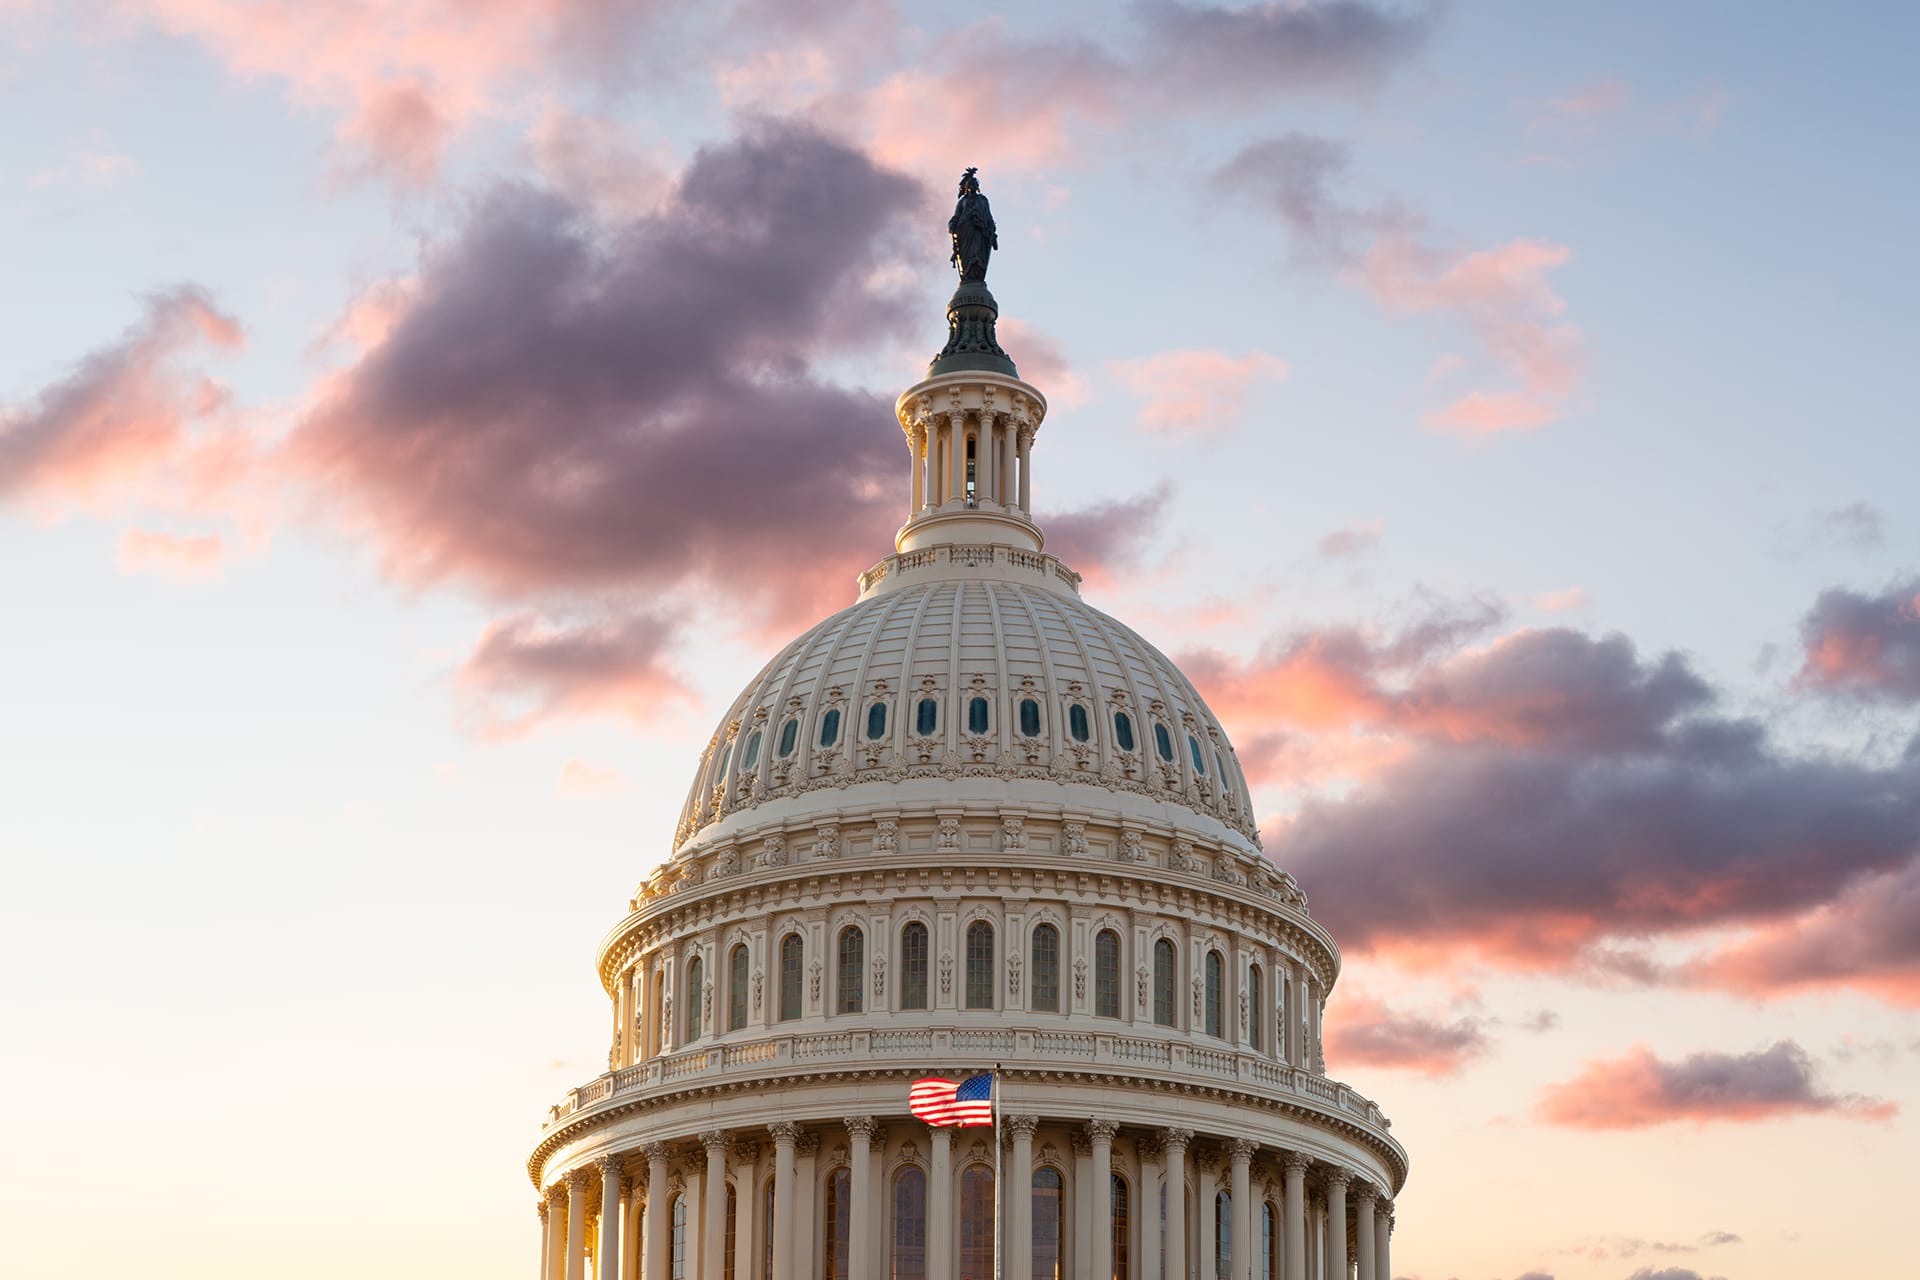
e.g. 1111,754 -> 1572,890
867,702 -> 888,740
901,922 -> 929,1010
1018,698 -> 1041,737
916,698 -> 938,735
742,730 -> 761,770
778,718 -> 798,757
1113,712 -> 1136,753
819,708 -> 841,747
1189,735 -> 1206,774
1068,704 -> 1090,742
1153,722 -> 1174,762
968,696 -> 989,734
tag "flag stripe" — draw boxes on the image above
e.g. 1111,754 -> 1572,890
908,1074 -> 995,1126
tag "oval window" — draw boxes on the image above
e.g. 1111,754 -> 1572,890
968,696 -> 989,735
916,698 -> 939,736
1068,704 -> 1090,742
1153,722 -> 1174,762
1188,734 -> 1207,775
1019,698 -> 1041,738
1113,712 -> 1136,753
778,718 -> 799,757
742,729 -> 762,770
866,702 -> 888,740
819,708 -> 841,748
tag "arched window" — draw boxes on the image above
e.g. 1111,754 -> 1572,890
715,741 -> 732,784
1068,704 -> 1091,742
1246,964 -> 1262,1053
1214,1191 -> 1231,1280
837,926 -> 865,1015
729,944 -> 749,1032
1205,950 -> 1224,1038
1094,929 -> 1121,1018
779,934 -> 803,1021
1018,698 -> 1042,737
742,729 -> 762,771
724,1183 -> 738,1280
1154,721 -> 1175,762
1189,734 -> 1207,775
892,1167 -> 927,1280
915,698 -> 938,736
968,696 -> 989,734
820,708 -> 842,748
1031,1167 -> 1063,1280
1030,924 -> 1060,1013
900,922 -> 929,1011
671,1194 -> 688,1280
964,921 -> 994,1009
1112,1175 -> 1131,1280
1153,939 -> 1176,1027
824,1166 -> 851,1280
959,1166 -> 995,1280
1113,711 -> 1136,753
1262,1200 -> 1278,1280
867,702 -> 888,740
685,956 -> 704,1041
778,718 -> 799,757
648,969 -> 664,1057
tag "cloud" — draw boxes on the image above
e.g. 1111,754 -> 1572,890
1796,578 -> 1920,703
1324,993 -> 1491,1076
997,318 -> 1088,407
1622,1271 -> 1724,1280
1137,0 -> 1437,102
1318,520 -> 1383,559
1209,132 -> 1408,264
116,528 -> 224,580
1044,485 -> 1171,587
1535,1041 -> 1894,1129
0,286 -> 247,516
557,758 -> 628,795
27,130 -> 138,191
1531,587 -> 1587,612
1817,502 -> 1887,550
457,612 -> 691,739
1108,349 -> 1288,436
1541,77 -> 1633,122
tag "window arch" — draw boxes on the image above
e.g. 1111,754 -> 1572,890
685,955 -> 704,1041
837,926 -> 864,1015
1068,703 -> 1091,742
967,695 -> 989,735
900,922 -> 929,1011
892,1166 -> 927,1280
777,718 -> 799,758
1247,964 -> 1262,1053
779,934 -> 803,1021
1018,698 -> 1042,738
1030,924 -> 1060,1013
959,1166 -> 995,1280
915,697 -> 938,736
867,701 -> 888,740
729,944 -> 749,1032
820,708 -> 842,748
1153,721 -> 1175,762
1204,950 -> 1224,1038
1214,1191 -> 1231,1280
671,1194 -> 688,1280
964,921 -> 994,1009
1112,1175 -> 1131,1280
1094,929 -> 1121,1018
742,729 -> 762,771
1153,939 -> 1177,1027
824,1166 -> 851,1280
1031,1167 -> 1063,1280
1113,711 -> 1136,753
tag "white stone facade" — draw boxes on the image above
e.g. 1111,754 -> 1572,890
530,340 -> 1406,1280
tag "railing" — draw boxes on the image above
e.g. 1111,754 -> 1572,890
858,544 -> 1083,596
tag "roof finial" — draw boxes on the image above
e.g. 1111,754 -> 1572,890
931,167 -> 1016,377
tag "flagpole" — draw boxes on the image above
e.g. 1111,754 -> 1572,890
992,1064 -> 1003,1280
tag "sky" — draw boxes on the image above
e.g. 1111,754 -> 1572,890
2,3 -> 1917,1278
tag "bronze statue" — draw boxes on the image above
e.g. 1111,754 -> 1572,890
948,167 -> 998,283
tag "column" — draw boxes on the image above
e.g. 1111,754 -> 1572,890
539,1199 -> 552,1280
734,1146 -> 759,1280
1090,1120 -> 1118,1280
1308,982 -> 1325,1074
599,1157 -> 625,1280
928,1125 -> 954,1280
1016,424 -> 1032,511
622,1170 -> 641,1280
1007,1116 -> 1038,1280
702,1132 -> 729,1280
769,1124 -> 798,1280
566,1170 -> 593,1280
548,1187 -> 569,1280
793,1133 -> 818,1275
1281,1156 -> 1307,1280
1353,1191 -> 1376,1280
909,423 -> 926,516
1227,1141 -> 1253,1280
1000,418 -> 1017,512
1197,1155 -> 1215,1280
1161,1129 -> 1190,1280
1374,1205 -> 1391,1280
645,1143 -> 672,1280
1136,1135 -> 1162,1280
1072,1131 -> 1093,1280
845,1118 -> 875,1280
948,411 -> 966,504
1322,1172 -> 1348,1280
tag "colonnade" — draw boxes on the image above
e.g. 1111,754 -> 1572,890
905,405 -> 1033,519
537,1116 -> 1395,1280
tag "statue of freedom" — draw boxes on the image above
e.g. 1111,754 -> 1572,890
948,168 -> 998,283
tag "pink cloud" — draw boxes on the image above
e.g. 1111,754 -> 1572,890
996,318 -> 1088,408
1109,349 -> 1288,436
1535,1041 -> 1894,1129
1795,578 -> 1920,703
1541,76 -> 1633,121
1317,520 -> 1384,559
1324,992 -> 1491,1077
1531,587 -> 1588,612
457,612 -> 691,739
557,758 -> 628,796
116,528 -> 223,580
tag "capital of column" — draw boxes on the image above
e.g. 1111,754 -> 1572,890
768,1122 -> 801,1148
1280,1152 -> 1311,1177
1069,1129 -> 1093,1156
1087,1118 -> 1120,1144
598,1154 -> 626,1181
1353,1185 -> 1379,1208
700,1129 -> 731,1156
567,1168 -> 595,1192
1135,1132 -> 1164,1160
1159,1126 -> 1194,1151
1379,1201 -> 1394,1222
794,1132 -> 819,1158
1004,1114 -> 1039,1140
1321,1167 -> 1353,1193
538,1199 -> 550,1222
1226,1138 -> 1258,1165
844,1116 -> 878,1142
641,1141 -> 672,1163
908,421 -> 927,448
733,1141 -> 762,1164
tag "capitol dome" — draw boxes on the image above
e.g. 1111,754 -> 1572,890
529,176 -> 1407,1280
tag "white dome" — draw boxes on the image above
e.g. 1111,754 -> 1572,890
675,568 -> 1260,853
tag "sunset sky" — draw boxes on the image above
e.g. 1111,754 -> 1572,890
3,3 -> 1917,1278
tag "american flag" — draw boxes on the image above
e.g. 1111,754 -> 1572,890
908,1073 -> 995,1126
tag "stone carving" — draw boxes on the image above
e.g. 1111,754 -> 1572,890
1069,1129 -> 1092,1156
1073,955 -> 1088,1003
1213,852 -> 1247,886
1000,815 -> 1026,850
767,1122 -> 801,1146
703,981 -> 714,1027
813,825 -> 840,860
1191,976 -> 1203,1018
939,952 -> 954,996
937,817 -> 961,850
1120,829 -> 1147,862
1238,989 -> 1248,1033
844,1116 -> 878,1141
1007,950 -> 1022,996
701,1129 -> 731,1156
1281,1151 -> 1311,1176
1135,964 -> 1150,1011
794,1132 -> 819,1158
1062,821 -> 1087,856
873,819 -> 898,853
756,835 -> 787,869
872,954 -> 887,998
713,847 -> 738,878
1087,1118 -> 1120,1143
1227,1137 -> 1258,1163
808,959 -> 823,1004
1169,839 -> 1199,872
1004,1114 -> 1039,1140
752,968 -> 764,1015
